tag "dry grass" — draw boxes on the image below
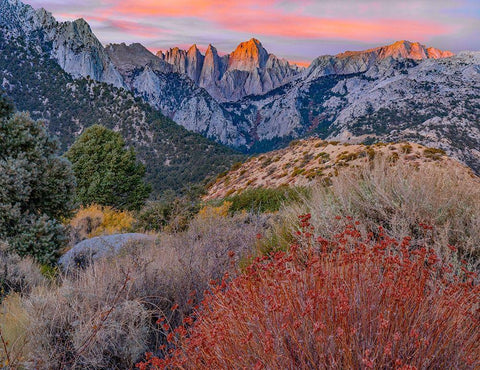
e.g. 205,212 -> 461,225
0,293 -> 30,368
19,211 -> 266,368
281,156 -> 480,267
0,247 -> 45,299
0,242 -> 45,367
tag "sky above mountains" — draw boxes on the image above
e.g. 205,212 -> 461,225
26,0 -> 480,65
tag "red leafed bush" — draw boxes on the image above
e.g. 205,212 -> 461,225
137,215 -> 480,369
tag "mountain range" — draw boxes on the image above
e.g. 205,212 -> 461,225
0,0 -> 244,194
157,39 -> 302,102
1,0 -> 479,176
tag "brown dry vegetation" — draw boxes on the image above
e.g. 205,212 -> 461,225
4,211 -> 267,368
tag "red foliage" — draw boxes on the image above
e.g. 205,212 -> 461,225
137,217 -> 480,369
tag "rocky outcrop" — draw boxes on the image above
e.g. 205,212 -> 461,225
198,44 -> 227,92
228,38 -> 269,71
160,47 -> 187,73
106,42 -> 171,76
305,40 -> 454,81
186,44 -> 205,82
160,38 -> 302,101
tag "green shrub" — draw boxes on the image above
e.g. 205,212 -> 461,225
135,197 -> 200,233
224,187 -> 308,214
336,151 -> 359,162
229,162 -> 243,172
401,143 -> 413,154
423,147 -> 446,160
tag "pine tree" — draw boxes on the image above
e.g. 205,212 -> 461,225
0,112 -> 76,264
66,125 -> 151,211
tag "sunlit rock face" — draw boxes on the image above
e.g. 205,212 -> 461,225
160,38 -> 303,102
305,40 -> 454,81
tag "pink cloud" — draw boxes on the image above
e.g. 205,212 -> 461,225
219,16 -> 451,42
26,0 -> 478,61
108,0 -> 452,42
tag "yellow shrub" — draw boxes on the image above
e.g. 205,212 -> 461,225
69,204 -> 135,243
96,207 -> 135,236
197,202 -> 232,220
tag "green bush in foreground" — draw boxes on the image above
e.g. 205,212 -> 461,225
0,113 -> 75,264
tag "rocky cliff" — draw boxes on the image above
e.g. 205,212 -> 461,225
106,42 -> 250,147
158,38 -> 302,101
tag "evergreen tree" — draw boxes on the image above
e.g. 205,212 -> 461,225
66,125 -> 151,210
0,91 -> 14,119
0,113 -> 76,264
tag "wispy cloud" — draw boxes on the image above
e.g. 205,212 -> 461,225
26,0 -> 480,62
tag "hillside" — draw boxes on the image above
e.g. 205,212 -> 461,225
0,28 -> 243,194
206,139 -> 477,200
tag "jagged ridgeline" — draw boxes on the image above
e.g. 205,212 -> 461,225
0,29 -> 243,195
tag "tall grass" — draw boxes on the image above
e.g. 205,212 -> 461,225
281,157 -> 480,267
20,211 -> 266,368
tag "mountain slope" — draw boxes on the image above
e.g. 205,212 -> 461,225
206,139 -> 477,200
1,0 -> 252,148
105,42 -> 251,147
1,0 -> 478,175
0,12 -> 243,194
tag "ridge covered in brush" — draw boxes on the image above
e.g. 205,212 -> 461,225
206,139 -> 476,200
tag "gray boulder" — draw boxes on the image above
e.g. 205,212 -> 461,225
59,233 -> 155,270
